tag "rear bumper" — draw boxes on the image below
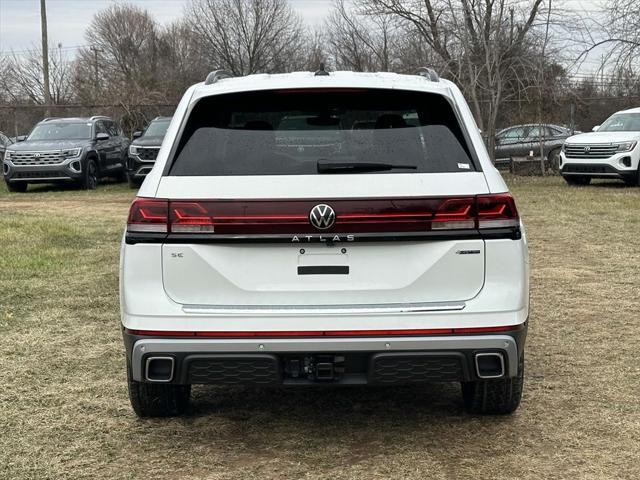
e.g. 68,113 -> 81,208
124,326 -> 526,385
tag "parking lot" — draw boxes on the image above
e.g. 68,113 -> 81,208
0,176 -> 639,480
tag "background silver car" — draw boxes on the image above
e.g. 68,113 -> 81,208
495,124 -> 575,171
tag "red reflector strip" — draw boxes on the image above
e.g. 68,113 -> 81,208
126,325 -> 521,338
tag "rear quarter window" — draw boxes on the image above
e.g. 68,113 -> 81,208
168,89 -> 478,176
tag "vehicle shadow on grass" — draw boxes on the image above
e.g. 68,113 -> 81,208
586,180 -> 637,189
147,384 -> 522,459
189,383 -> 476,421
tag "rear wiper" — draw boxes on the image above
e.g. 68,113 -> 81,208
317,160 -> 417,173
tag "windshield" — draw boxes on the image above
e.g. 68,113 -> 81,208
28,122 -> 91,141
144,119 -> 171,137
599,113 -> 640,132
169,89 -> 476,176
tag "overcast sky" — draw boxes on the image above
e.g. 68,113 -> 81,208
0,0 -> 606,71
0,0 -> 331,54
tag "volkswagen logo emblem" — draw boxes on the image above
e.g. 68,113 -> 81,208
309,204 -> 336,230
33,153 -> 41,159
584,146 -> 591,153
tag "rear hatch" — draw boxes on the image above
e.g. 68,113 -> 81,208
128,88 -> 518,309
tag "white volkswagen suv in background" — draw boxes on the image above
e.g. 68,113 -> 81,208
120,68 -> 529,417
560,107 -> 640,185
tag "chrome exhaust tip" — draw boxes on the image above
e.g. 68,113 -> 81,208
475,352 -> 505,379
145,356 -> 175,382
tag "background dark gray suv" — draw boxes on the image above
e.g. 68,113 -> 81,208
2,116 -> 129,192
126,116 -> 171,188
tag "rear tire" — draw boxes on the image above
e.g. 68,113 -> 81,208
563,175 -> 591,186
5,181 -> 28,192
461,354 -> 524,415
127,359 -> 191,417
623,167 -> 640,186
547,147 -> 561,173
114,167 -> 127,183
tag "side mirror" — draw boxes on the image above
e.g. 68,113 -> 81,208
132,131 -> 143,139
592,125 -> 600,132
96,132 -> 110,141
16,135 -> 26,142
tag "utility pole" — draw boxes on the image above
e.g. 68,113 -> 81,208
90,45 -> 103,94
40,0 -> 52,112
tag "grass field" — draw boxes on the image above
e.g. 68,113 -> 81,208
1,176 -> 639,479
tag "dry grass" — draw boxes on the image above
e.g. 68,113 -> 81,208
1,176 -> 639,479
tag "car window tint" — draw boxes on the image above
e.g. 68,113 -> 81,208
169,89 -> 478,176
107,121 -> 119,137
501,127 -> 526,140
527,126 -> 543,138
95,121 -> 108,135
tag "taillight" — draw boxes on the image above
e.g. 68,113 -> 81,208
171,202 -> 216,233
432,198 -> 475,230
125,194 -> 519,238
127,198 -> 168,233
477,194 -> 520,229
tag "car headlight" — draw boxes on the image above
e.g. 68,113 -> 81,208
614,141 -> 637,152
129,145 -> 138,155
62,148 -> 82,158
4,149 -> 14,161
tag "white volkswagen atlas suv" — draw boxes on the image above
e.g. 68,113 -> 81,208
560,107 -> 640,185
120,68 -> 529,417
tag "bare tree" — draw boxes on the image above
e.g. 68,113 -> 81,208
358,0 -> 548,159
186,0 -> 306,75
0,47 -> 73,104
302,30 -> 328,71
325,0 -> 399,72
588,0 -> 640,70
158,20 -> 210,101
75,4 -> 162,103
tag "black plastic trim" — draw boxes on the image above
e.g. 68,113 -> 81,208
561,163 -> 636,180
298,266 -> 349,275
121,323 -> 528,386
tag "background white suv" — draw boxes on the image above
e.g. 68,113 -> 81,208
560,107 -> 640,185
120,69 -> 529,417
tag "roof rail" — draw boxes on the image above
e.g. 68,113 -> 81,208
416,67 -> 440,82
89,115 -> 110,121
314,63 -> 330,76
204,70 -> 233,85
42,117 -> 59,122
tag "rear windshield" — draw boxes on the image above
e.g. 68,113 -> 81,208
169,89 -> 476,176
